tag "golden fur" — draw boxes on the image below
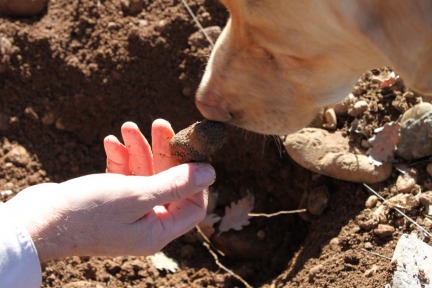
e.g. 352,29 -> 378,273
195,0 -> 432,135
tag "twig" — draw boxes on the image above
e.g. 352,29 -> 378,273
195,225 -> 225,256
248,209 -> 306,218
202,241 -> 253,288
360,248 -> 392,261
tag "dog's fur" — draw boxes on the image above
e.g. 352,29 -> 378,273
195,0 -> 432,135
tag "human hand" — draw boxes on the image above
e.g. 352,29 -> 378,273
5,120 -> 214,263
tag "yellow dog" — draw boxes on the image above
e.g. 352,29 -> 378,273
196,0 -> 432,135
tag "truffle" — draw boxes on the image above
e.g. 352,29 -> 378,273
170,120 -> 227,163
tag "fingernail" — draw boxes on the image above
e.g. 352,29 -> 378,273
195,165 -> 216,187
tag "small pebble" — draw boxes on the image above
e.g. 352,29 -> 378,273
322,108 -> 336,130
395,172 -> 417,193
373,224 -> 395,238
374,205 -> 390,224
309,264 -> 323,280
356,209 -> 379,230
328,93 -> 356,115
4,146 -> 30,166
364,242 -> 373,250
419,191 -> 432,206
329,237 -> 339,250
364,265 -> 378,277
348,100 -> 368,117
365,195 -> 378,209
387,193 -> 419,213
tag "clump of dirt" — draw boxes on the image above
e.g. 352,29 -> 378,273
170,120 -> 227,163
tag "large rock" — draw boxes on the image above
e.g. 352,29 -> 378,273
283,128 -> 392,184
397,108 -> 432,161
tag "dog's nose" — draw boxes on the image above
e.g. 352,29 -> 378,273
195,100 -> 232,122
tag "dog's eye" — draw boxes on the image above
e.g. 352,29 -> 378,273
257,48 -> 275,62
264,50 -> 275,61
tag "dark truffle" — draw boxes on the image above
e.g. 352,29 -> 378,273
170,120 -> 227,163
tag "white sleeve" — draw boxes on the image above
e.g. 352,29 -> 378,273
0,201 -> 42,288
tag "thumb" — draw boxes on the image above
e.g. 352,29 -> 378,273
127,163 -> 216,206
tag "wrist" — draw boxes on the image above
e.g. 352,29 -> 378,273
6,183 -> 65,263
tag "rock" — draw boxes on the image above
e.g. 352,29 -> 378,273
329,237 -> 340,250
395,171 -> 417,193
373,224 -> 395,238
307,185 -> 329,215
387,193 -> 419,213
348,100 -> 368,117
0,0 -> 47,16
364,242 -> 373,250
356,209 -> 379,230
322,108 -> 336,130
309,264 -> 323,280
392,234 -> 432,288
399,102 -> 432,123
365,195 -> 379,208
364,265 -> 379,278
3,145 -> 30,166
418,191 -> 432,206
283,128 -> 392,183
374,205 -> 390,224
188,26 -> 221,49
328,93 -> 356,115
397,110 -> 432,160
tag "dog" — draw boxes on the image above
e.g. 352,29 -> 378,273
195,0 -> 432,135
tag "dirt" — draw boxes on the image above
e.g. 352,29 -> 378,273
170,120 -> 227,163
0,1 -> 431,287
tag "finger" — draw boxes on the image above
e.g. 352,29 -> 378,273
103,135 -> 131,175
121,122 -> 154,176
151,119 -> 179,173
152,190 -> 208,239
126,163 -> 215,209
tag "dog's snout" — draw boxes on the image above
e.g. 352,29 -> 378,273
195,100 -> 233,122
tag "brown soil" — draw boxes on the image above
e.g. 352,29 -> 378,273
0,1 -> 430,287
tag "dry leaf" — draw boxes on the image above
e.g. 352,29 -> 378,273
218,192 -> 255,235
148,252 -> 179,273
368,122 -> 400,166
198,213 -> 221,238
